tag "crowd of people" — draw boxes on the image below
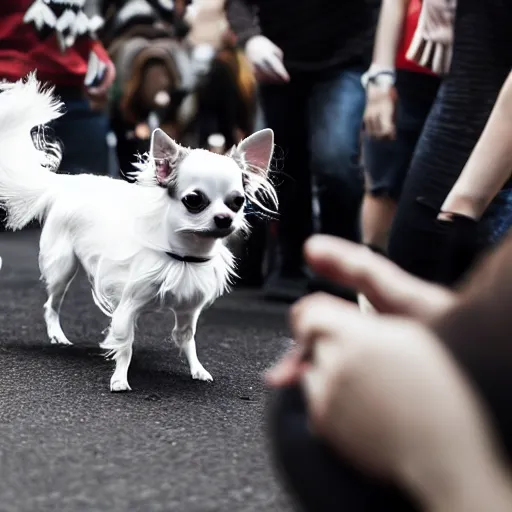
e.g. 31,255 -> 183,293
257,0 -> 512,510
2,0 -> 512,510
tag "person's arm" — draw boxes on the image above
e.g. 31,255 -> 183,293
224,0 -> 261,48
440,71 -> 512,220
225,0 -> 289,83
362,0 -> 410,138
368,0 -> 410,73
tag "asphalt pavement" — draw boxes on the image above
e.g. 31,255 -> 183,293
0,229 -> 295,512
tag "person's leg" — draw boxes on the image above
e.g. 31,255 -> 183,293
52,95 -> 110,176
308,67 -> 366,243
361,71 -> 441,253
480,186 -> 512,247
387,0 -> 512,286
387,80 -> 486,286
259,81 -> 312,301
361,138 -> 400,251
268,385 -> 420,512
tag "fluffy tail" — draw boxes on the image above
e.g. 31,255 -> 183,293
0,73 -> 64,230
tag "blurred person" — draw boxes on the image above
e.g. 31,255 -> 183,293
361,15 -> 512,310
361,0 -> 440,254
266,233 -> 512,511
186,0 -> 269,288
0,0 -> 115,231
186,0 -> 228,49
225,0 -> 381,302
0,0 -> 115,175
438,69 -> 512,245
386,0 -> 512,286
100,0 -> 196,173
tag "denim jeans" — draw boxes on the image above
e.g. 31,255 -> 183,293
363,70 -> 440,201
260,67 -> 365,275
481,187 -> 512,246
51,95 -> 111,176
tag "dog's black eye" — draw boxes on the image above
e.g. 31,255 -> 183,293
226,193 -> 245,213
182,190 -> 210,213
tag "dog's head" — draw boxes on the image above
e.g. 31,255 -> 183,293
148,128 -> 277,239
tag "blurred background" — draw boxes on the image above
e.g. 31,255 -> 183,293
102,0 -> 262,173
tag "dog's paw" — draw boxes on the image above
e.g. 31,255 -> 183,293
190,365 -> 213,382
110,378 -> 132,392
50,334 -> 73,346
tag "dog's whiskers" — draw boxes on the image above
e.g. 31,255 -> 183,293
0,75 -> 277,393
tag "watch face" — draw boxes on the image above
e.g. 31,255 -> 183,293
371,74 -> 395,88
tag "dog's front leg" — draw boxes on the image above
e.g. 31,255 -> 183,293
173,308 -> 213,382
100,300 -> 139,392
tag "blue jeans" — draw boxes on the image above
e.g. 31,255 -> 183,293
481,187 -> 512,245
51,95 -> 110,175
363,70 -> 440,201
260,67 -> 365,275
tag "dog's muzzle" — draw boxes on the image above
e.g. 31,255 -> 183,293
197,227 -> 235,239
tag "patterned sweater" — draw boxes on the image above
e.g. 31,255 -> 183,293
0,0 -> 110,87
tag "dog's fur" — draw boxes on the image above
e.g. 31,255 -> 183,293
0,74 -> 277,392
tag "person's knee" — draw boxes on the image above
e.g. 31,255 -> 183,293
268,386 -> 417,511
313,140 -> 357,176
312,142 -> 363,196
365,185 -> 401,203
387,197 -> 468,285
268,385 -> 343,511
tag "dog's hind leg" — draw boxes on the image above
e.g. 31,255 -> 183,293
173,307 -> 213,382
39,237 -> 78,346
100,299 -> 141,392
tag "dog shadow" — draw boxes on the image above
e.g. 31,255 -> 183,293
3,342 -> 244,402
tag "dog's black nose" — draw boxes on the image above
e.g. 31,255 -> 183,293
214,215 -> 233,229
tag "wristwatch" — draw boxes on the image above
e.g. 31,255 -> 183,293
361,68 -> 396,89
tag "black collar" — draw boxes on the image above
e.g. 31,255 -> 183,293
166,251 -> 211,263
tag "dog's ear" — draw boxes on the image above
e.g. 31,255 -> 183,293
236,128 -> 274,177
150,128 -> 184,185
232,128 -> 278,214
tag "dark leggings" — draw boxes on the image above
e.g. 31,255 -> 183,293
268,386 -> 420,512
269,305 -> 512,512
388,0 -> 512,286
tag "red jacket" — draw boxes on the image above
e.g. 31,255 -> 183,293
396,0 -> 435,75
0,0 -> 110,87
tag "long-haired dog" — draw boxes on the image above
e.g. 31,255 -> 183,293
0,74 -> 277,392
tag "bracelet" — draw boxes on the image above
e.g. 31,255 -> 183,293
361,69 -> 396,89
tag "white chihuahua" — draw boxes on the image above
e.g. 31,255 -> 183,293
0,75 -> 277,392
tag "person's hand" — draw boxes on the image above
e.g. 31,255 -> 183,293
244,35 -> 290,84
86,59 -> 116,111
270,294 -> 512,510
304,235 -> 456,321
363,83 -> 397,139
265,234 -> 456,387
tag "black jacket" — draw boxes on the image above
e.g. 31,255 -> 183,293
225,0 -> 381,73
